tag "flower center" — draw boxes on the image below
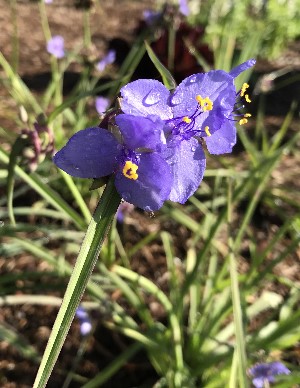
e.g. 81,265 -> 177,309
122,160 -> 139,180
167,95 -> 214,142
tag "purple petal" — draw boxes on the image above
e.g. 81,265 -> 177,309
163,138 -> 206,203
171,71 -> 236,136
96,50 -> 116,72
53,127 -> 119,178
252,377 -> 264,388
80,321 -> 92,336
205,120 -> 236,154
47,36 -> 65,59
179,0 -> 190,16
115,114 -> 166,150
120,79 -> 173,119
95,96 -> 110,115
229,59 -> 256,78
115,153 -> 172,211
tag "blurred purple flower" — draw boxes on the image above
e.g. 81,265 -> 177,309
116,202 -> 134,223
120,59 -> 256,204
179,0 -> 190,16
76,306 -> 92,336
249,362 -> 290,387
95,96 -> 110,115
47,35 -> 65,59
45,0 -> 53,3
96,49 -> 116,72
143,9 -> 162,25
53,114 -> 172,211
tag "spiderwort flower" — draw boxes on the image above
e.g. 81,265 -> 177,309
120,59 -> 255,203
96,49 -> 116,72
53,114 -> 172,211
47,35 -> 65,59
116,202 -> 134,223
76,306 -> 92,336
249,362 -> 290,387
95,96 -> 110,115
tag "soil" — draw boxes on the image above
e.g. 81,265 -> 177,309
0,1 -> 300,387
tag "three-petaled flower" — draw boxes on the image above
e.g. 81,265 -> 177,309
53,59 -> 256,211
249,362 -> 290,387
120,59 -> 255,203
53,114 -> 172,211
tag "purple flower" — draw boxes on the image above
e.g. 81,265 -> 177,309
120,59 -> 255,203
44,0 -> 53,3
96,50 -> 116,72
53,114 -> 172,211
179,0 -> 190,16
95,96 -> 110,115
47,35 -> 65,59
116,202 -> 134,223
76,307 -> 92,336
249,362 -> 290,387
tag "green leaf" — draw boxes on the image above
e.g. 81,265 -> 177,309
145,41 -> 177,90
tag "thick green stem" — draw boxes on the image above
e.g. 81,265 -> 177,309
33,178 -> 121,388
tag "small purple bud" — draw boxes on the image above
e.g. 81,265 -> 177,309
179,0 -> 190,16
96,50 -> 116,72
95,96 -> 110,115
76,306 -> 92,336
47,35 -> 65,59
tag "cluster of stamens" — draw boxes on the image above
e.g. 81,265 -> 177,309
167,94 -> 214,141
123,160 -> 139,180
236,83 -> 252,125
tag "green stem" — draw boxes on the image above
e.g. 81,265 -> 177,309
33,177 -> 121,388
60,170 -> 91,225
227,179 -> 248,387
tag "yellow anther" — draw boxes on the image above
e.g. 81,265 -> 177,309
183,116 -> 192,123
245,94 -> 251,103
205,126 -> 211,136
203,97 -> 213,111
122,161 -> 138,180
239,118 -> 248,125
196,95 -> 213,111
240,83 -> 249,97
244,113 -> 252,117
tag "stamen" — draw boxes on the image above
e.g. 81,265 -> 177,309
122,160 -> 138,180
245,94 -> 251,103
183,116 -> 192,123
240,83 -> 249,97
205,126 -> 211,136
239,118 -> 248,125
196,95 -> 213,111
244,113 -> 251,117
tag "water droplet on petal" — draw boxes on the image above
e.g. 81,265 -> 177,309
187,75 -> 197,84
170,90 -> 183,106
144,90 -> 161,106
191,145 -> 197,152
